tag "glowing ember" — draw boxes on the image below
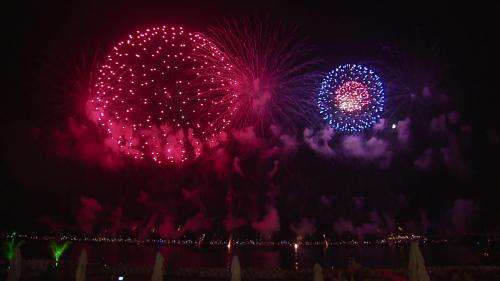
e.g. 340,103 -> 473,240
334,81 -> 371,112
87,26 -> 234,164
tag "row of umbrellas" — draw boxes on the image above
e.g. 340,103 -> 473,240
312,242 -> 430,281
6,241 -> 430,281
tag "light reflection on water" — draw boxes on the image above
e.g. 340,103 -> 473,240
19,241 -> 496,269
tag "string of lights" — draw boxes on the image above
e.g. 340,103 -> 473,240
5,233 -> 434,248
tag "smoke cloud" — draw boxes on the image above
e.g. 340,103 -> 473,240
251,207 -> 280,239
77,196 -> 102,234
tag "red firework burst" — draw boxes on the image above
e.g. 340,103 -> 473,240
205,18 -> 319,134
87,26 -> 234,164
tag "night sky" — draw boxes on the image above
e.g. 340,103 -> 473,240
2,0 -> 499,240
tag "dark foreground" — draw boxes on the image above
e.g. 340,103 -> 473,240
5,261 -> 500,281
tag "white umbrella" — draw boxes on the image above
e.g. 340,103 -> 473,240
151,252 -> 165,281
75,250 -> 87,281
409,241 -> 430,281
7,247 -> 22,281
230,255 -> 241,281
313,262 -> 324,281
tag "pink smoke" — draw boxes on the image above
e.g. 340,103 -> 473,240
268,160 -> 279,178
320,195 -> 334,206
233,157 -> 245,177
290,218 -> 316,238
182,188 -> 206,212
54,118 -> 123,169
233,126 -> 261,147
354,222 -> 379,240
77,196 -> 102,234
342,136 -> 389,161
251,207 -> 280,239
396,118 -> 411,144
279,134 -> 299,152
223,214 -> 246,232
414,148 -> 435,170
333,218 -> 354,236
136,190 -> 151,205
182,212 -> 213,233
158,216 -> 182,239
373,118 -> 387,131
211,148 -> 232,176
107,206 -> 124,235
303,126 -> 335,156
430,114 -> 447,133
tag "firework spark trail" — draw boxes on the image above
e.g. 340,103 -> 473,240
87,26 -> 234,164
204,18 -> 321,134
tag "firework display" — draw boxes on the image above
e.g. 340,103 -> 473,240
206,19 -> 319,133
87,26 -> 235,164
318,64 -> 384,132
5,1 -> 498,277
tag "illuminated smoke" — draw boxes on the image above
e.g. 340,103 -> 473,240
77,197 -> 102,234
251,207 -> 280,240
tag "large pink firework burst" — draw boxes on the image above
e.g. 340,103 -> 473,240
205,18 -> 319,134
87,26 -> 235,164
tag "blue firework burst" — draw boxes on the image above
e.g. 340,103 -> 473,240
318,64 -> 385,132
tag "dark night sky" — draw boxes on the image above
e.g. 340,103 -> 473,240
4,1 -> 499,124
2,0 -> 500,237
